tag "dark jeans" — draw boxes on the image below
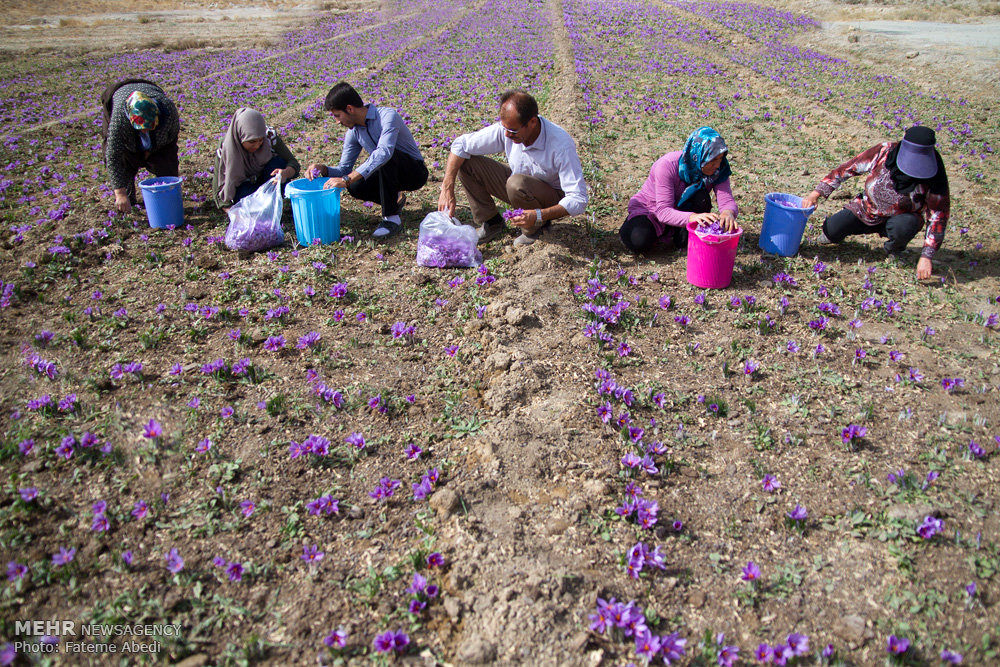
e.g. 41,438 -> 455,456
346,150 -> 428,217
233,156 -> 288,205
619,187 -> 711,253
822,208 -> 923,251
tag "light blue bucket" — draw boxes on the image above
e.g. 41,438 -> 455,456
138,176 -> 183,229
759,193 -> 815,257
285,177 -> 341,245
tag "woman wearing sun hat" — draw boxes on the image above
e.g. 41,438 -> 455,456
100,79 -> 180,213
801,126 -> 950,279
620,126 -> 739,253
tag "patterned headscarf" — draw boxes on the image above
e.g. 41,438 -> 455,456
126,91 -> 159,131
676,126 -> 731,207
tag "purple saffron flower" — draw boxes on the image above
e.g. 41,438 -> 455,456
940,650 -> 963,664
142,419 -> 163,439
301,544 -> 324,563
52,547 -> 76,567
887,635 -> 910,655
165,548 -> 184,573
132,500 -> 148,519
324,628 -> 348,648
761,474 -> 781,492
427,552 -> 445,567
264,335 -> 285,352
741,561 -> 761,581
917,516 -> 943,539
754,644 -> 774,663
404,443 -> 422,460
786,633 -> 809,656
226,562 -> 244,582
7,561 -> 28,581
968,440 -> 985,458
787,504 -> 808,521
240,500 -> 255,517
18,487 -> 37,502
345,432 -> 366,449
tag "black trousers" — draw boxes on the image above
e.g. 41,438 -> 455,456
823,208 -> 923,251
619,187 -> 711,253
346,150 -> 428,217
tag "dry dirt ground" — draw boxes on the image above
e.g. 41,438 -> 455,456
1,1 -> 999,665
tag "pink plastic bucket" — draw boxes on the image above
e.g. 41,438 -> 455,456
686,221 -> 742,289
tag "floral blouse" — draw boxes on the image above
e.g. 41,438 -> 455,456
815,142 -> 950,259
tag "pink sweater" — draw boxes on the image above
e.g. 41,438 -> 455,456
627,151 -> 738,236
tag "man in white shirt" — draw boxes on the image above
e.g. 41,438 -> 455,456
306,82 -> 428,239
438,89 -> 588,246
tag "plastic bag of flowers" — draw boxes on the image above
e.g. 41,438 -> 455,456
415,211 -> 483,268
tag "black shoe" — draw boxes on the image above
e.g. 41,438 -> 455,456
373,219 -> 401,240
883,239 -> 906,259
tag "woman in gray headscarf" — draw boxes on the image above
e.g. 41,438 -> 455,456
213,108 -> 300,209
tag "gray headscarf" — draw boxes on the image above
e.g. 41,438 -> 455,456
217,108 -> 274,203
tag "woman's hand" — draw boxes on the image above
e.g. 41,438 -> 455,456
271,166 -> 296,182
113,189 -> 131,214
688,212 -> 718,225
800,191 -> 821,209
916,256 -> 933,280
719,210 -> 738,232
510,209 -> 538,230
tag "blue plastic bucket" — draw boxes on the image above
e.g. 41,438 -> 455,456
138,176 -> 183,229
759,193 -> 815,257
285,177 -> 341,245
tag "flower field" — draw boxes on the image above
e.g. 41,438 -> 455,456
1,0 -> 999,664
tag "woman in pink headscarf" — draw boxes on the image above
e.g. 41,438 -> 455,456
213,108 -> 300,209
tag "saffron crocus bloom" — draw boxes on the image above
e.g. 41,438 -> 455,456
787,504 -> 808,521
264,335 -> 285,352
240,500 -> 255,517
52,547 -> 76,567
345,432 -> 366,449
132,500 -> 148,519
426,552 -> 445,567
324,628 -> 348,648
887,635 -> 910,655
917,515 -> 943,539
18,487 -> 37,502
301,544 -> 324,562
968,440 -> 985,458
940,649 -> 963,663
165,548 -> 184,573
786,633 -> 809,656
754,644 -> 774,663
143,419 -> 163,439
405,443 -> 422,460
7,561 -> 28,581
226,562 -> 244,582
741,561 -> 760,581
841,424 -> 867,444
761,474 -> 781,492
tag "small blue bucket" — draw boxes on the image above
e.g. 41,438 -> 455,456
759,193 -> 815,257
138,176 -> 184,229
285,177 -> 341,245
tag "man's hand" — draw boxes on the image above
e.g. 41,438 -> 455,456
510,209 -> 538,230
688,212 -> 718,225
113,190 -> 131,214
437,185 -> 456,216
325,177 -> 348,190
304,163 -> 327,180
916,256 -> 933,280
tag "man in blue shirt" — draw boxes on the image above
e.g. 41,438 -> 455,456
306,82 -> 428,239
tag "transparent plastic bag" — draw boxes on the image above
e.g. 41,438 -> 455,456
224,178 -> 285,252
415,211 -> 482,268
